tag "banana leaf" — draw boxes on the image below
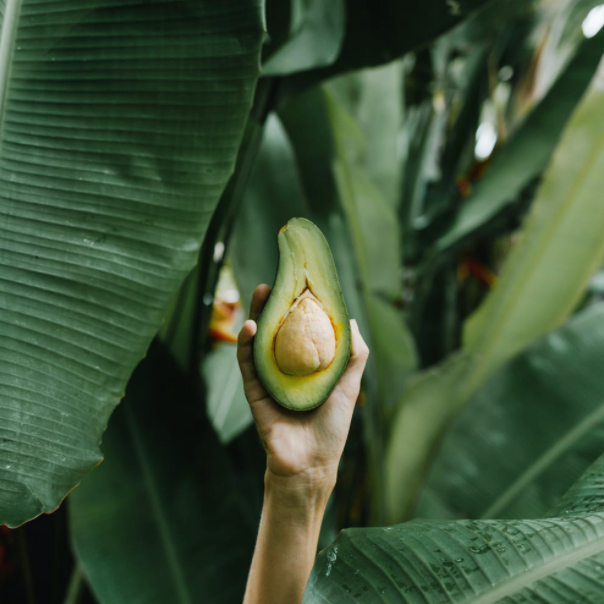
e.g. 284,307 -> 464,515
436,25 -> 604,253
286,0 -> 496,91
263,0 -> 346,76
548,452 -> 604,517
329,61 -> 405,209
0,0 -> 264,526
202,342 -> 252,446
304,453 -> 604,603
229,114 -> 312,313
324,90 -> 417,416
70,344 -> 255,604
385,62 -> 604,524
420,303 -> 604,520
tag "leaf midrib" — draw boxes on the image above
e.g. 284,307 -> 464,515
464,115 -> 604,398
125,404 -> 193,604
469,527 -> 604,603
0,0 -> 23,167
481,401 -> 604,519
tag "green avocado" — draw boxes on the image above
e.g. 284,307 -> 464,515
254,218 -> 351,411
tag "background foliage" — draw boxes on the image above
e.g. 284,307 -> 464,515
3,0 -> 604,602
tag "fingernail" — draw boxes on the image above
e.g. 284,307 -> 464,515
245,319 -> 257,334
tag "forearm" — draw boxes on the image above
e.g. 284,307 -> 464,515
243,472 -> 334,604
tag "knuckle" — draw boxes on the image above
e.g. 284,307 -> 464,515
355,344 -> 369,360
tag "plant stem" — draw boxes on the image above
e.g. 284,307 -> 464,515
187,78 -> 279,379
15,529 -> 36,604
62,565 -> 84,604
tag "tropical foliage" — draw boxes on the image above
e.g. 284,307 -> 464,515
2,0 -> 604,602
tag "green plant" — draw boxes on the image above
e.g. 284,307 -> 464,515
3,0 -> 604,602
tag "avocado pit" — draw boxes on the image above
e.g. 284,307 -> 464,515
274,290 -> 336,376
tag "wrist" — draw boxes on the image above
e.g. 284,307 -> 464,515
264,469 -> 335,514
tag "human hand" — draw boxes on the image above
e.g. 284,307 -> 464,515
237,284 -> 370,503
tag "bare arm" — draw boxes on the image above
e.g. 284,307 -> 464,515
237,284 -> 370,604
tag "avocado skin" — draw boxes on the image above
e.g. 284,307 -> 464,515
253,218 -> 351,411
258,357 -> 348,412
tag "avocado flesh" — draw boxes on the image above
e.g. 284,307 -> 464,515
254,218 -> 351,411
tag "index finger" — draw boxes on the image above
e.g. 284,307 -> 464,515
237,319 -> 269,404
249,283 -> 271,321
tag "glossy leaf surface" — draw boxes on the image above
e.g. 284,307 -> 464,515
70,345 -> 255,604
0,0 -> 264,526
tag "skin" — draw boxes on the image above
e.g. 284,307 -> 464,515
237,284 -> 370,604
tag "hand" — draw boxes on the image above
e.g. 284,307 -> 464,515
237,284 -> 370,500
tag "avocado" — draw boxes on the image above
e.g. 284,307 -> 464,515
254,218 -> 351,411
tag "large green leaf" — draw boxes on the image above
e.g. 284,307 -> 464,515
436,25 -> 604,253
229,114 -> 312,313
402,36 -> 489,246
319,89 -> 405,303
278,88 -> 340,217
0,0 -> 264,526
70,345 -> 255,604
329,61 -> 405,209
365,296 -> 418,419
286,0 -> 495,90
385,351 -> 471,522
385,62 -> 604,524
202,342 -> 253,445
263,0 -> 314,52
419,303 -> 604,521
304,455 -> 604,603
304,516 -> 604,602
262,0 -> 345,76
533,0 -> 604,101
400,97 -> 447,255
548,452 -> 604,518
324,91 -> 417,416
463,64 -> 604,387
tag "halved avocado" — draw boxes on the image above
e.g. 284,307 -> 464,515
254,218 -> 351,411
